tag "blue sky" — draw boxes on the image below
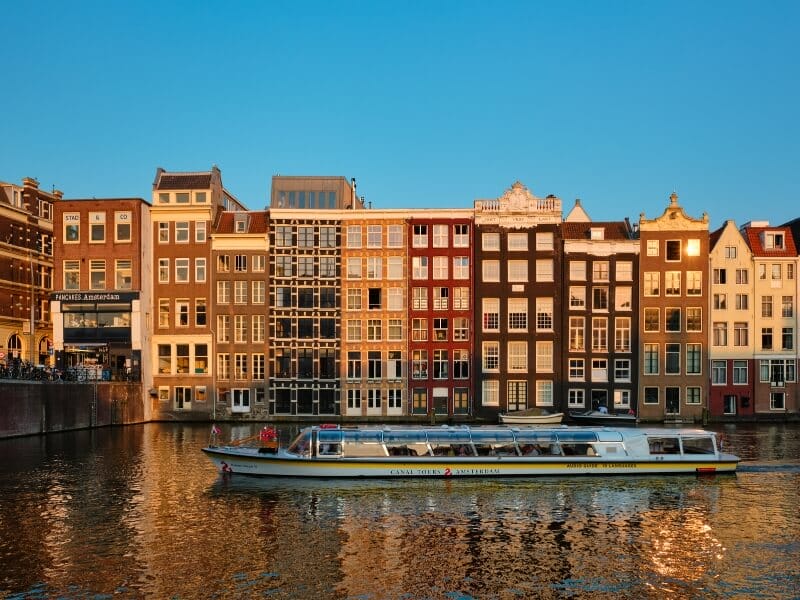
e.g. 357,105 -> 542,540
3,1 -> 798,229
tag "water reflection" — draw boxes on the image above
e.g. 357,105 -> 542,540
0,424 -> 798,599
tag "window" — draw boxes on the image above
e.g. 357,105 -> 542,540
412,224 -> 428,248
733,360 -> 748,384
568,389 -> 585,407
505,260 -> 526,282
176,300 -> 189,327
412,350 -> 428,379
114,211 -> 132,242
735,294 -> 748,310
666,240 -> 681,261
216,281 -> 230,304
64,260 -> 80,289
665,308 -> 681,332
686,271 -> 702,296
712,360 -> 726,385
758,264 -> 767,280
347,288 -> 362,311
725,245 -> 737,259
251,281 -> 265,304
569,287 -> 586,309
412,318 -> 427,341
90,260 -> 105,290
615,359 -> 631,382
412,256 -> 428,279
453,350 -> 469,379
63,213 -> 81,243
782,296 -> 793,318
665,271 -> 681,296
570,261 -> 586,281
482,232 -> 499,251
591,317 -> 607,351
713,322 -> 728,346
482,380 -> 499,407
433,256 -> 448,279
508,341 -> 527,372
508,298 -> 528,331
251,314 -> 265,342
234,315 -> 247,343
782,327 -> 793,351
173,258 -> 188,283
453,256 -> 469,279
643,344 -> 658,375
686,343 -> 701,374
646,239 -> 658,256
686,387 -> 701,405
483,298 -> 499,331
412,287 -> 427,310
196,299 -> 208,327
157,259 -> 169,283
616,261 -> 633,281
388,319 -> 402,341
764,232 -> 785,250
536,232 -> 553,251
713,268 -> 727,284
568,358 -> 585,381
592,261 -> 609,282
762,327 -> 774,350
89,212 -> 105,243
643,387 -> 659,405
772,264 -> 782,280
482,342 -> 499,371
665,343 -> 680,374
591,358 -> 608,381
175,221 -> 189,243
508,232 -> 528,250
644,272 -> 660,296
482,260 -> 500,282
735,268 -> 748,284
432,224 -> 447,247
615,317 -> 631,352
536,298 -> 553,331
384,256 -> 403,280
387,288 -> 403,311
734,322 -> 749,346
453,317 -> 469,341
347,352 -> 362,380
347,319 -> 362,342
159,299 -> 170,328
536,341 -> 553,372
433,350 -> 448,379
569,317 -> 584,351
592,287 -> 608,311
453,287 -> 469,311
369,351 -> 383,379
368,288 -> 382,310
346,226 -> 362,248
234,353 -> 248,379
234,280 -> 247,304
536,260 -> 554,282
433,318 -> 448,341
453,224 -> 469,247
643,308 -> 659,332
536,381 -> 553,406
713,294 -> 727,310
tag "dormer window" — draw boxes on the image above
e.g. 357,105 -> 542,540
764,232 -> 785,250
590,227 -> 604,240
234,216 -> 248,233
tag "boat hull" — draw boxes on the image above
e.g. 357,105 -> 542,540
202,447 -> 738,478
499,412 -> 564,425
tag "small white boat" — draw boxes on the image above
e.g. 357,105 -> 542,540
570,410 -> 638,426
499,412 -> 564,425
202,424 -> 739,478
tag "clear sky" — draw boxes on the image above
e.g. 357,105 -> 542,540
2,0 -> 798,229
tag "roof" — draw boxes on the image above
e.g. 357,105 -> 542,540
214,211 -> 268,234
709,224 -> 725,248
743,225 -> 798,257
561,221 -> 632,240
155,172 -> 213,190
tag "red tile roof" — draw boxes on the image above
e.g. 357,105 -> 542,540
215,212 -> 268,234
156,173 -> 213,190
561,221 -> 632,240
743,226 -> 798,257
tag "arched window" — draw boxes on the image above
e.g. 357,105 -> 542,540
8,334 -> 22,359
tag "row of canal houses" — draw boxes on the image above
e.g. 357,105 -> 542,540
1,167 -> 799,423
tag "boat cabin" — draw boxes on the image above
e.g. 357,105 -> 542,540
283,426 -> 722,460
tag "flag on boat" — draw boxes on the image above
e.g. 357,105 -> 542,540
212,424 -> 221,435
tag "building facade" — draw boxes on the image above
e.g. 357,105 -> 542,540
638,193 -> 709,422
473,182 -> 563,420
0,177 -> 56,365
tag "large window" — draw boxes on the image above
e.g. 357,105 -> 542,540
90,260 -> 105,290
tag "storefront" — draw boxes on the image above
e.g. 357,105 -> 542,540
51,291 -> 141,381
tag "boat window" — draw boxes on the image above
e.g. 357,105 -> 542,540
470,430 -> 516,444
287,430 -> 312,456
555,431 -> 598,443
514,431 -> 557,445
383,430 -> 428,444
318,430 -> 343,444
647,436 -> 680,454
681,436 -> 715,455
426,429 -> 472,445
560,443 -> 596,456
342,430 -> 383,444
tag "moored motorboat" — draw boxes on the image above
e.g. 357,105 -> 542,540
569,410 -> 638,426
499,411 -> 564,425
202,424 -> 738,478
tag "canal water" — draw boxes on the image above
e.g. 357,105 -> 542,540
0,423 -> 798,599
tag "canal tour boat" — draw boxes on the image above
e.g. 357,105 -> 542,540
202,424 -> 739,478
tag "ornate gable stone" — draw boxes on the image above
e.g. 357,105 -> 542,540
474,181 -> 562,228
